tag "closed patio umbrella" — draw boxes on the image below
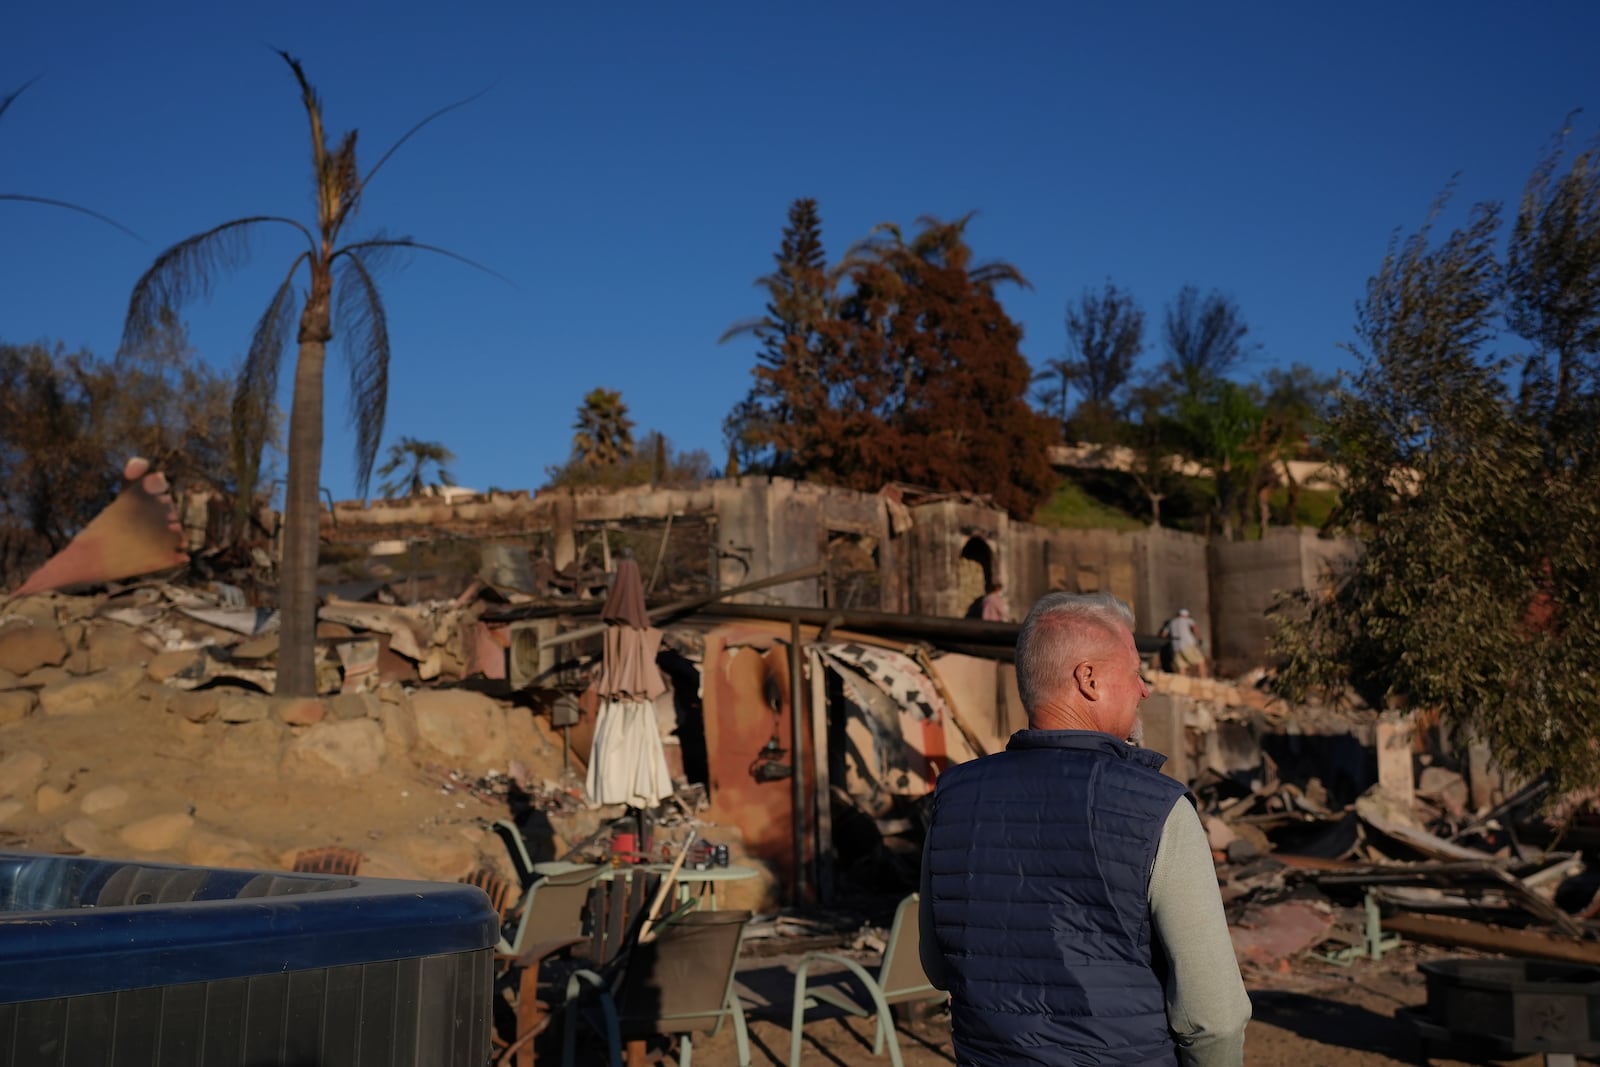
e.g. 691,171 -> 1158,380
585,556 -> 673,809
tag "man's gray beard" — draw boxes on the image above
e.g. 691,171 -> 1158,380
1125,716 -> 1144,746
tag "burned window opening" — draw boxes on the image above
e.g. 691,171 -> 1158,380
825,530 -> 882,610
957,536 -> 993,616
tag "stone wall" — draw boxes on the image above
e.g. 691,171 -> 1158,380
322,479 -> 1357,669
1210,527 -> 1359,674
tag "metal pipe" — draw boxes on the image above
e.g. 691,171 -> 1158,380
535,562 -> 827,649
696,601 -> 1020,644
789,616 -> 807,907
692,602 -> 1166,655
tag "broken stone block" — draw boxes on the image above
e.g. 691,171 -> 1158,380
20,665 -> 71,689
213,719 -> 287,773
38,666 -> 146,716
282,720 -> 386,781
327,691 -> 379,722
1417,765 -> 1469,815
0,751 -> 48,799
61,817 -> 107,855
183,827 -> 266,869
217,692 -> 270,724
85,621 -> 152,672
0,625 -> 69,677
394,833 -> 477,882
170,688 -> 220,723
146,649 -> 203,684
80,784 -> 131,816
0,798 -> 25,824
121,812 -> 195,852
0,689 -> 38,724
1225,837 -> 1263,864
377,693 -> 419,754
273,697 -> 326,727
34,783 -> 71,815
411,689 -> 508,767
1375,713 -> 1416,804
1202,814 -> 1239,853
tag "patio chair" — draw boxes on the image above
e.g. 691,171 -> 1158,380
560,908 -> 754,1067
787,892 -> 943,1067
480,864 -> 607,1067
489,817 -> 540,889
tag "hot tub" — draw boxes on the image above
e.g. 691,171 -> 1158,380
0,850 -> 496,1066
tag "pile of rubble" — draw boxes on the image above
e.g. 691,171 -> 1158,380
1190,734 -> 1600,974
0,581 -> 771,906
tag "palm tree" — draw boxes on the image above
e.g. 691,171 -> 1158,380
119,52 -> 485,697
375,437 -> 456,499
572,388 -> 635,468
2,79 -> 140,239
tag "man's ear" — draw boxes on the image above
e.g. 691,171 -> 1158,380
1072,660 -> 1097,701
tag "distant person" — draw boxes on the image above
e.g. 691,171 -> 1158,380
1159,607 -> 1208,678
965,581 -> 1009,622
921,592 -> 1250,1066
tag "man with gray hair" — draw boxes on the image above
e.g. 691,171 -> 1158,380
920,592 -> 1249,1066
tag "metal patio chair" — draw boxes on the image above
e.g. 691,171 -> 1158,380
787,892 -> 943,1067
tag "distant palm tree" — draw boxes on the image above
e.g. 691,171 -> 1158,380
572,388 -> 635,468
2,79 -> 140,239
119,52 -> 486,697
375,437 -> 456,499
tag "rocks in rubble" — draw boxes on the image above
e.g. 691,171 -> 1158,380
282,720 -> 386,781
0,689 -> 38,724
38,666 -> 145,716
213,719 -> 287,774
170,688 -> 221,723
1417,765 -> 1469,816
393,831 -> 478,881
0,624 -> 68,677
0,750 -> 48,799
348,848 -> 424,881
21,666 -> 71,689
411,689 -> 512,769
83,620 -> 152,672
217,693 -> 270,724
120,812 -> 195,852
1225,837 -> 1264,864
327,691 -> 379,722
1202,813 -> 1239,854
146,648 -> 203,684
272,697 -> 325,727
0,668 -> 21,689
34,784 -> 71,815
61,817 -> 108,855
375,686 -> 420,753
183,827 -> 269,870
79,784 -> 130,816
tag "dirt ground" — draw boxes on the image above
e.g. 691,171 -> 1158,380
0,683 -> 1592,1066
699,943 -> 1594,1066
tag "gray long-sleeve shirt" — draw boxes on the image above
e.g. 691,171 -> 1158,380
920,798 -> 1250,1067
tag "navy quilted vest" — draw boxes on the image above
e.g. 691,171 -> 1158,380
926,730 -> 1189,1067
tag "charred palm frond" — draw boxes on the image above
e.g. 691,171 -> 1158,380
2,79 -> 142,241
332,248 -> 390,494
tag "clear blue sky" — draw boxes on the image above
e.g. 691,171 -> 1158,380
4,2 -> 1595,501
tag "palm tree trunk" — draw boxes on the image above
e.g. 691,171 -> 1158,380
277,290 -> 331,697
